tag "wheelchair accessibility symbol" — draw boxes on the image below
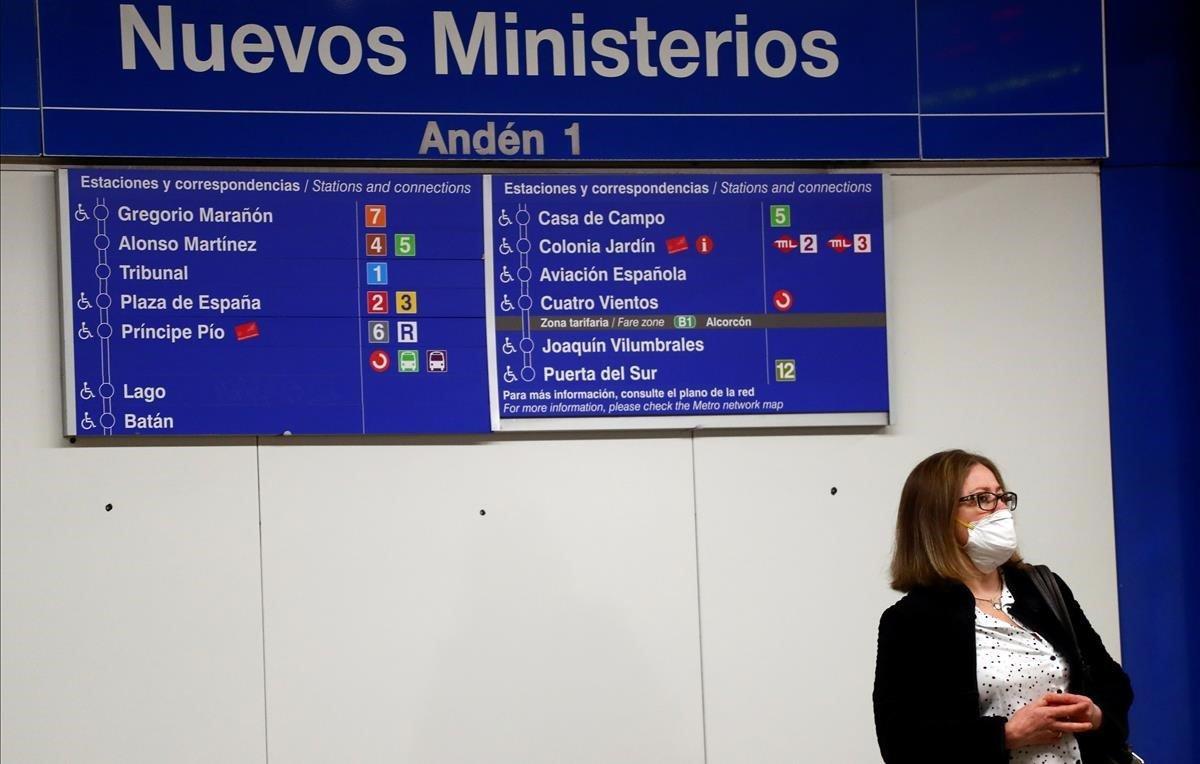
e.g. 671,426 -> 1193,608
80,412 -> 96,430
77,292 -> 93,310
74,204 -> 90,222
80,382 -> 95,400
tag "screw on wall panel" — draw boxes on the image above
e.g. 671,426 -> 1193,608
104,503 -> 113,512
479,509 -> 486,516
830,487 -> 838,495
69,437 -> 77,444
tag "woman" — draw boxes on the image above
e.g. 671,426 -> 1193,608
873,450 -> 1133,764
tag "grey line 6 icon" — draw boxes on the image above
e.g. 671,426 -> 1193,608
367,321 -> 419,344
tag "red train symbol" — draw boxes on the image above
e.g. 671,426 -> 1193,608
773,235 -> 799,252
827,234 -> 852,252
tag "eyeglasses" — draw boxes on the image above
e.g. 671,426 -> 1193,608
957,491 -> 1018,512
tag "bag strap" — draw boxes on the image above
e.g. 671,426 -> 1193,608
1027,567 -> 1138,763
1026,564 -> 1085,673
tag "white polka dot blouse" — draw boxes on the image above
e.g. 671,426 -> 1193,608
975,576 -> 1083,764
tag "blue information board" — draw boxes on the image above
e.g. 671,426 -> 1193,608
487,174 -> 888,428
59,169 -> 888,435
28,1 -> 1105,161
59,169 -> 490,435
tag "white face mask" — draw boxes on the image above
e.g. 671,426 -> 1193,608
959,509 -> 1018,573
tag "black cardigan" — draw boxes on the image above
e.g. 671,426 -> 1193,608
873,563 -> 1133,764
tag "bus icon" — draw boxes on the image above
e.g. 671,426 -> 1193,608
398,350 -> 419,372
427,350 -> 447,372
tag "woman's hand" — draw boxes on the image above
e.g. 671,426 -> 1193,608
1045,692 -> 1103,730
1004,693 -> 1097,748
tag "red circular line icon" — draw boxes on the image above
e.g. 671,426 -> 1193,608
369,349 -> 391,372
773,289 -> 794,312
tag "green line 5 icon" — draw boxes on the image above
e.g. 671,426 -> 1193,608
769,205 -> 791,227
395,234 -> 416,256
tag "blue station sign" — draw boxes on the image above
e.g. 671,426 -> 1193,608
0,0 -> 41,155
28,1 -> 1106,161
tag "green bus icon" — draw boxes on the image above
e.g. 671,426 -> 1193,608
398,349 -> 419,372
674,315 -> 697,329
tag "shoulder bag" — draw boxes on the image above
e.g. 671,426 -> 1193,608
1026,564 -> 1143,764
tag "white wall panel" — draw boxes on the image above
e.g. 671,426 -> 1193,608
258,435 -> 704,764
3,168 -> 1116,764
882,173 -> 1116,607
1,170 -> 266,764
696,172 -> 1117,763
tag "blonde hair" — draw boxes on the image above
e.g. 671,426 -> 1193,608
889,449 -> 1021,592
